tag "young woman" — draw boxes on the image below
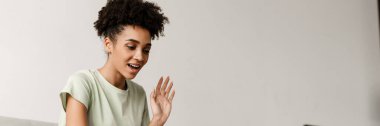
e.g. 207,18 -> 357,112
58,0 -> 175,126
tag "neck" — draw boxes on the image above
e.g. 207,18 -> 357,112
98,61 -> 126,90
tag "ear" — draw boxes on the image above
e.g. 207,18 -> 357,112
103,37 -> 114,54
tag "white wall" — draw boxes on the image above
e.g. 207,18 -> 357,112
0,0 -> 379,126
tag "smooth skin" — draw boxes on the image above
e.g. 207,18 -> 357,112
66,25 -> 175,126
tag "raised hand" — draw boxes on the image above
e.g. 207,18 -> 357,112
150,76 -> 175,126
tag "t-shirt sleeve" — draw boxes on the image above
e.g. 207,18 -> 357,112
141,95 -> 150,126
59,72 -> 92,111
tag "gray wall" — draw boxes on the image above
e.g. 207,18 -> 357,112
0,0 -> 379,126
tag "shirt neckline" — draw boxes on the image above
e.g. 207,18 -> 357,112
93,69 -> 130,94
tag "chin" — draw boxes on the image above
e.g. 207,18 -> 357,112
124,72 -> 138,80
122,64 -> 143,80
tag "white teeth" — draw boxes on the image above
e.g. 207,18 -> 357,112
129,64 -> 140,68
131,64 -> 139,67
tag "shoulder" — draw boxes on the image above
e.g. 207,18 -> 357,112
65,69 -> 96,89
60,69 -> 95,111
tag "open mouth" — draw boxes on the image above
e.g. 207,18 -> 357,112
128,63 -> 141,70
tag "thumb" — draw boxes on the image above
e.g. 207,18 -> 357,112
150,89 -> 156,104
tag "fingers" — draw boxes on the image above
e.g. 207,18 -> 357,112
155,76 -> 175,101
165,82 -> 173,97
169,89 -> 175,103
161,76 -> 170,94
155,77 -> 163,95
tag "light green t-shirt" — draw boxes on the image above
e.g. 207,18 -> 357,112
58,69 -> 150,126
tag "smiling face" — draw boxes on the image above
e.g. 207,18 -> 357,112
104,25 -> 151,79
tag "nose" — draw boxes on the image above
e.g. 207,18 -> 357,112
133,49 -> 144,62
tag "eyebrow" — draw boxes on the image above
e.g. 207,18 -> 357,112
126,39 -> 152,46
126,39 -> 140,43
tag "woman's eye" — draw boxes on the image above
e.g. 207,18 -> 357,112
143,49 -> 150,54
127,46 -> 136,50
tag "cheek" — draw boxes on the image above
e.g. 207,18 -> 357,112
113,50 -> 132,63
120,49 -> 134,59
123,53 -> 135,62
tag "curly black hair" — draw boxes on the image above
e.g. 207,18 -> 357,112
94,0 -> 169,41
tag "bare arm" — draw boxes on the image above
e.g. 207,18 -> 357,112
66,94 -> 88,126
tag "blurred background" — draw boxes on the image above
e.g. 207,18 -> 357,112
0,0 -> 379,126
